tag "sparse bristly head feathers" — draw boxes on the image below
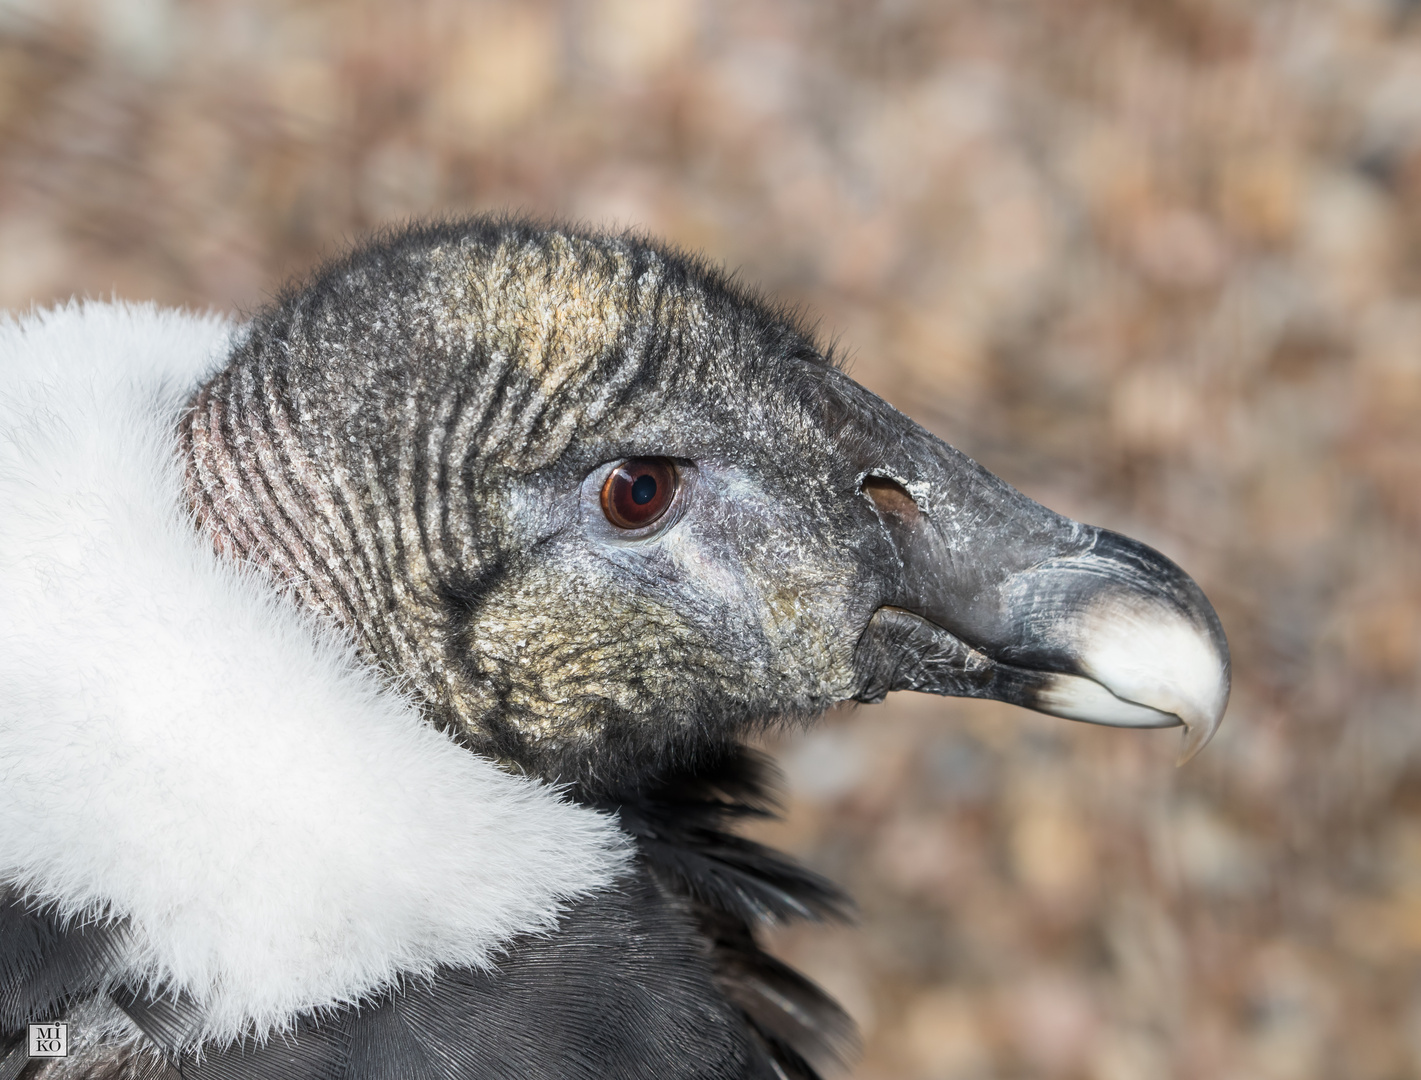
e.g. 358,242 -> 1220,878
183,220 -> 875,793
183,217 -> 1230,796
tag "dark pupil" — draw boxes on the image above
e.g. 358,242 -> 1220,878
630,474 -> 657,505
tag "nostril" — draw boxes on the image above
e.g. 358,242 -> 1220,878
860,475 -> 920,523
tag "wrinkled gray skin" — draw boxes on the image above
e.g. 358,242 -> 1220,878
183,218 -> 1229,795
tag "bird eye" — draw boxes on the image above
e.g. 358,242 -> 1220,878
601,458 -> 678,530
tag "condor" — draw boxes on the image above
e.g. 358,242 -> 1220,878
0,219 -> 1228,1080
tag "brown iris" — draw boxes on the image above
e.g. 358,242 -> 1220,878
601,458 -> 678,530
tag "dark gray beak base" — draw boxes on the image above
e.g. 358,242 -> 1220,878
842,382 -> 1230,763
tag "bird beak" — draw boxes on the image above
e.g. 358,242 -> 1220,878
839,382 -> 1230,762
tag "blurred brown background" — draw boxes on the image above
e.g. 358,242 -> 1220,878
1,0 -> 1417,1076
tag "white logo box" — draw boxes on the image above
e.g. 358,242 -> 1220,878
27,1024 -> 68,1059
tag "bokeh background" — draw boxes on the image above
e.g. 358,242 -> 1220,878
1,0 -> 1417,1076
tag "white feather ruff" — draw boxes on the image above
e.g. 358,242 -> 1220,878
0,302 -> 630,1045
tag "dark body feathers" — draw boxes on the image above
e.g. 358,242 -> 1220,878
1,750 -> 853,1080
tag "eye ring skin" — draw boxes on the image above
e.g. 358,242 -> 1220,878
581,458 -> 694,544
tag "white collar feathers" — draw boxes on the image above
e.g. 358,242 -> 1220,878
0,302 -> 628,1046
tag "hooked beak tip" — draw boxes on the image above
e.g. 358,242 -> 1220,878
1177,721 -> 1215,766
1072,590 -> 1231,765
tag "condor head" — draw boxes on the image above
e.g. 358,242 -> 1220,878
184,220 -> 1230,793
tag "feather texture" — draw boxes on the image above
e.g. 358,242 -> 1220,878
609,747 -> 859,1079
0,303 -> 630,1047
14,872 -> 779,1080
2,748 -> 858,1080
